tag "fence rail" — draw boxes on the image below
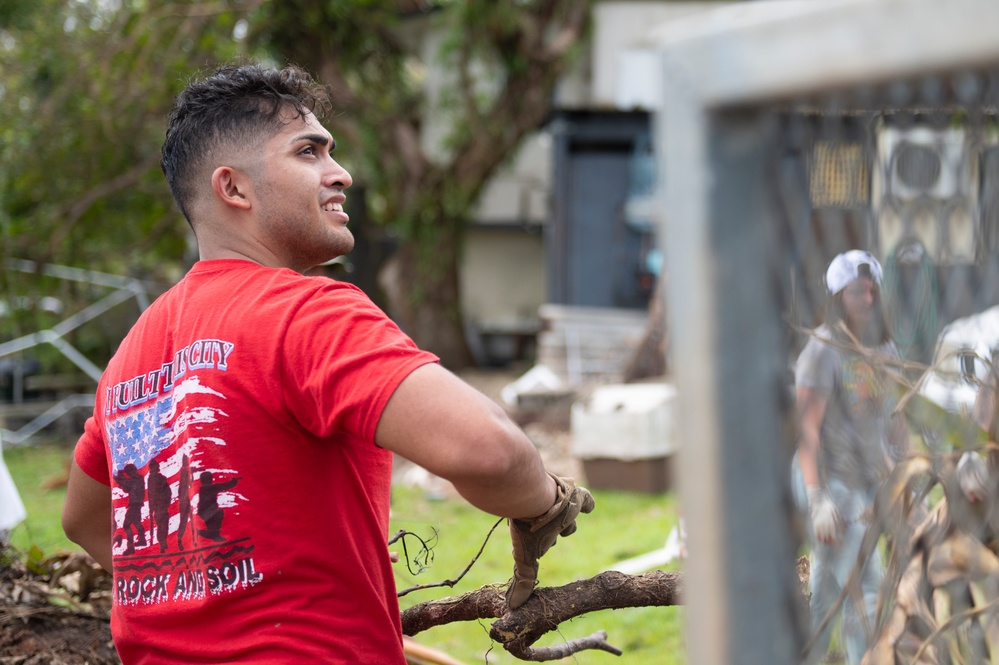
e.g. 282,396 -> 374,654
0,261 -> 150,447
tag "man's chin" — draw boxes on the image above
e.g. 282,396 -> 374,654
313,245 -> 354,270
334,230 -> 354,254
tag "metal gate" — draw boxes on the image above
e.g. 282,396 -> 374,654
652,1 -> 999,663
0,260 -> 150,446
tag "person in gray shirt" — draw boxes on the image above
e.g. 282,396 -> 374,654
794,250 -> 908,665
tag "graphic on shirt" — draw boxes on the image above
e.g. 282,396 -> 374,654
841,356 -> 894,418
105,339 -> 262,606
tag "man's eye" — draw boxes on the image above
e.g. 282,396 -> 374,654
300,146 -> 316,155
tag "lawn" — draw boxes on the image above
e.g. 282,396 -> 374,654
4,441 -> 74,554
3,442 -> 685,665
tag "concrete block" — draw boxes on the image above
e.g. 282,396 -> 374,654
571,383 -> 677,460
571,383 -> 677,493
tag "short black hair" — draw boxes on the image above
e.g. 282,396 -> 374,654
161,61 -> 331,223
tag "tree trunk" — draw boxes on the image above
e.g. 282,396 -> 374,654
623,272 -> 669,382
378,234 -> 475,370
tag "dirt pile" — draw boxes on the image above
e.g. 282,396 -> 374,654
0,547 -> 118,664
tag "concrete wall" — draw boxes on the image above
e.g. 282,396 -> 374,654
461,226 -> 547,328
472,132 -> 552,226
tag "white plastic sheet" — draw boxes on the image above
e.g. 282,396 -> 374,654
0,441 -> 26,534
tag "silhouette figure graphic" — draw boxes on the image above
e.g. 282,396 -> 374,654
147,459 -> 171,552
113,463 -> 147,554
197,471 -> 240,543
177,454 -> 195,549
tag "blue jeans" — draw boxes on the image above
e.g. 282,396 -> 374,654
792,461 -> 884,665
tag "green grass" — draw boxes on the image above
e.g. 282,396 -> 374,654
3,442 -> 75,554
4,443 -> 685,664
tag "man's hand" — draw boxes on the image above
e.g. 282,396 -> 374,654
506,474 -> 595,609
806,486 -> 842,545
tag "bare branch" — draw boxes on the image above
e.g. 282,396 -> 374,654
401,583 -> 507,634
508,630 -> 623,661
543,0 -> 589,62
457,38 -> 483,127
401,570 -> 683,661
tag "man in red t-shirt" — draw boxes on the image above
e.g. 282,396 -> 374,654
62,62 -> 593,665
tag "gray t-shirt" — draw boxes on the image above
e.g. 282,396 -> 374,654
795,324 -> 900,493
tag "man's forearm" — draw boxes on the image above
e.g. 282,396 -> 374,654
797,432 -> 822,488
451,456 -> 557,520
74,528 -> 113,572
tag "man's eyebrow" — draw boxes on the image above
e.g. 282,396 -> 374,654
291,133 -> 336,149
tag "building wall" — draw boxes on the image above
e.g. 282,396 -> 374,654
461,226 -> 547,328
446,3 -> 736,353
461,226 -> 547,365
472,133 -> 553,225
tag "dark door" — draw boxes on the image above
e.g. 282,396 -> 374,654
549,110 -> 653,310
566,148 -> 645,308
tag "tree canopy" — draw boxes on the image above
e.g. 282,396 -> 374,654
1,0 -> 591,368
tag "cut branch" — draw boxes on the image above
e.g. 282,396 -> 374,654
401,570 -> 683,661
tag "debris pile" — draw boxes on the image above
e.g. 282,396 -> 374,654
0,547 -> 118,664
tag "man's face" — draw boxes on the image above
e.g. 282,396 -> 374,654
841,276 -> 877,334
251,109 -> 354,272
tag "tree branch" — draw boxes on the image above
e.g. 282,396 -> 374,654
401,570 -> 683,661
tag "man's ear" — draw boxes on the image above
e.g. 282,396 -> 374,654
210,166 -> 253,210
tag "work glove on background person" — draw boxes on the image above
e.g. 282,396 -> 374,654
957,450 -> 989,504
806,486 -> 842,545
506,474 -> 595,609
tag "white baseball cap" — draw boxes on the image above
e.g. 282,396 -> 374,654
824,250 -> 883,295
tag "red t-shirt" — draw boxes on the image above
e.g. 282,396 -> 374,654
74,260 -> 438,664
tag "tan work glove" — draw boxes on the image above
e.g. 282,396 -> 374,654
506,474 -> 595,609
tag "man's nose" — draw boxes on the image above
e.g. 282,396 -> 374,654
325,159 -> 352,189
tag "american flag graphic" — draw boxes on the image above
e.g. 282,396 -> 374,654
106,375 -> 228,474
108,396 -> 174,473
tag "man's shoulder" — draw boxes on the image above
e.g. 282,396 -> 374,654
799,325 -> 837,358
796,326 -> 840,380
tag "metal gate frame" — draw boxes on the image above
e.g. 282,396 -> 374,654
0,260 -> 151,446
650,1 -> 999,663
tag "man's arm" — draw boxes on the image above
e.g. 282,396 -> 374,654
62,458 -> 113,571
796,385 -> 826,489
375,363 -> 556,520
378,363 -> 593,609
796,384 -> 843,545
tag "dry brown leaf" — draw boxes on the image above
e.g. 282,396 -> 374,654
861,602 -> 909,665
927,531 -> 999,587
